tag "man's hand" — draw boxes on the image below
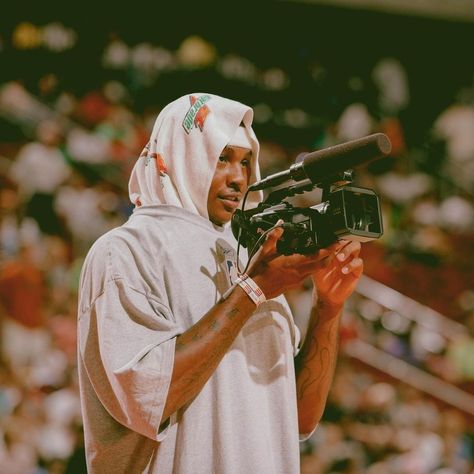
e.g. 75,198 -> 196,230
246,225 -> 332,300
246,225 -> 363,305
311,240 -> 363,309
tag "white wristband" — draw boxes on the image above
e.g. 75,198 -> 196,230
234,273 -> 266,307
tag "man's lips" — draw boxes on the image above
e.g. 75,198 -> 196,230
218,195 -> 241,210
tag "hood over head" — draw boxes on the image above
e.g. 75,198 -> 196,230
128,93 -> 263,221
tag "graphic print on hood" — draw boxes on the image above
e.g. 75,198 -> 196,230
128,93 -> 263,220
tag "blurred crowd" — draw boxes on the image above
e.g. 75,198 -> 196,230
0,31 -> 473,473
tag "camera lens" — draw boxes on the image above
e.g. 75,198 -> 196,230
349,203 -> 369,230
327,186 -> 383,240
347,194 -> 376,232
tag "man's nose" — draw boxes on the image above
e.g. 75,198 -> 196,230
228,163 -> 246,189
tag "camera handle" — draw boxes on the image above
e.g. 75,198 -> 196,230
321,170 -> 355,202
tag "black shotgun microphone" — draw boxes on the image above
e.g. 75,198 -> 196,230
249,133 -> 392,191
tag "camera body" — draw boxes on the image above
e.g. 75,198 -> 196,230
231,181 -> 383,256
231,133 -> 390,256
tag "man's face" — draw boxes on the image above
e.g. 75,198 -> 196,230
207,145 -> 252,226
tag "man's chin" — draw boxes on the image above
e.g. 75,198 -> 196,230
209,211 -> 234,226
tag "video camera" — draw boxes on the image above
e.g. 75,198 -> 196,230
231,133 -> 391,256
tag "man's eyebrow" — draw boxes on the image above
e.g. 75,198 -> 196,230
224,145 -> 252,157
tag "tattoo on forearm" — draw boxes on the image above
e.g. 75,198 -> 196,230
296,317 -> 337,400
177,326 -> 235,404
172,305 -> 242,409
175,305 -> 240,352
226,308 -> 239,320
210,318 -> 220,331
297,347 -> 330,400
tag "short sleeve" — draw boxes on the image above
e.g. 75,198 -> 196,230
78,278 -> 181,441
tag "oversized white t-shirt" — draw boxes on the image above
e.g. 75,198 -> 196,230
78,205 -> 302,473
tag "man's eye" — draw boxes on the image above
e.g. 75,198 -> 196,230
241,159 -> 250,167
218,155 -> 228,163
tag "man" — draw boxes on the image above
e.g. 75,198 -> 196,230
77,93 -> 363,473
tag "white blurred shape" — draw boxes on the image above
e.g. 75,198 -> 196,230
103,81 -> 128,104
43,388 -> 81,426
261,68 -> 289,90
103,39 -> 130,69
411,326 -> 446,358
337,103 -> 374,141
411,199 -> 439,226
42,22 -> 76,52
381,310 -> 411,334
218,54 -> 258,83
9,142 -> 71,195
284,108 -> 309,128
372,57 -> 410,115
131,42 -> 156,71
358,299 -> 383,321
253,103 -> 273,123
36,424 -> 75,460
66,127 -> 110,163
375,172 -> 432,204
439,195 -> 474,232
434,104 -> 474,162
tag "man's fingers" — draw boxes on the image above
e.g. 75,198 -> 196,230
258,223 -> 284,259
340,257 -> 363,276
266,225 -> 284,243
335,241 -> 361,263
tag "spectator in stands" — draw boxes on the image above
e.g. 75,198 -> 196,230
8,119 -> 71,236
0,243 -> 48,370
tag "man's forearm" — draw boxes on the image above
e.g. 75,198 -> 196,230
295,299 -> 343,434
161,286 -> 256,422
